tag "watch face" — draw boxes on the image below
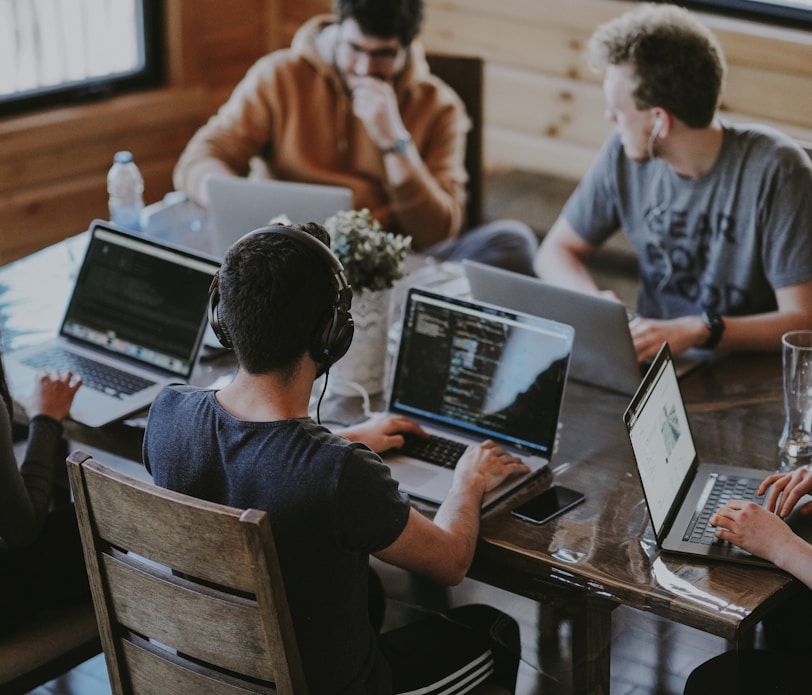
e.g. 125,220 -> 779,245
393,135 -> 411,153
381,134 -> 412,155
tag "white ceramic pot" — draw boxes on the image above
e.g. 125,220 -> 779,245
326,287 -> 392,397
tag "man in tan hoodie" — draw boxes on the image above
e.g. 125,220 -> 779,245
174,0 -> 537,274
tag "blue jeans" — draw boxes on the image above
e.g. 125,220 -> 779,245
425,219 -> 538,276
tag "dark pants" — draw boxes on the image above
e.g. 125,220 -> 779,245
684,649 -> 809,694
426,219 -> 539,277
0,505 -> 91,635
369,570 -> 521,694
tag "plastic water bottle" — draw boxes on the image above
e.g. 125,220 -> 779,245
107,151 -> 144,231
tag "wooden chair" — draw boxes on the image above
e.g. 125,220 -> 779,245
426,53 -> 485,231
67,450 -> 308,694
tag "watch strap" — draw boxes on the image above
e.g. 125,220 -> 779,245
701,311 -> 724,349
380,133 -> 412,155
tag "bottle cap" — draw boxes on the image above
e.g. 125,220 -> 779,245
114,151 -> 134,164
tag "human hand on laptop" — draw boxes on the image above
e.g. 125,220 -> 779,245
337,413 -> 428,453
629,315 -> 707,363
454,440 -> 530,494
29,370 -> 82,421
757,467 -> 812,519
710,499 -> 802,567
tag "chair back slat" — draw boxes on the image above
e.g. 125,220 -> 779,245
80,458 -> 258,592
103,553 -> 272,679
121,637 -> 274,695
67,450 -> 308,695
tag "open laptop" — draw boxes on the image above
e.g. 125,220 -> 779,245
382,288 -> 574,510
623,342 -> 812,566
464,261 -> 710,395
4,220 -> 220,428
206,176 -> 353,259
464,260 -> 640,395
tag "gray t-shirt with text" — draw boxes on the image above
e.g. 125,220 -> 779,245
562,123 -> 812,318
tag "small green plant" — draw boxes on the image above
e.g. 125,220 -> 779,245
324,208 -> 412,292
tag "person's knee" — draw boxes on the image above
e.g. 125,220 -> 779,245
446,604 -> 519,641
453,219 -> 539,275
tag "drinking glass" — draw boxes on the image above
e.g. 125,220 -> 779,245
779,330 -> 812,464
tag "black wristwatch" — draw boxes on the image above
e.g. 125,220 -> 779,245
701,311 -> 725,349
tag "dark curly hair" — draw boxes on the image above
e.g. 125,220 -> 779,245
333,0 -> 424,45
217,223 -> 337,379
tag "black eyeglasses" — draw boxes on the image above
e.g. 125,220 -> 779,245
338,40 -> 405,70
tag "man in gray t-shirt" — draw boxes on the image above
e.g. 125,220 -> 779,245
534,4 -> 812,363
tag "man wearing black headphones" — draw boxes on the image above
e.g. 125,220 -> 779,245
143,223 -> 526,694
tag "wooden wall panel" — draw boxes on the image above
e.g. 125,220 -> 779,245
0,89 -> 206,264
485,66 -> 610,150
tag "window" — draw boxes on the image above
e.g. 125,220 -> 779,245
673,0 -> 812,30
0,0 -> 164,117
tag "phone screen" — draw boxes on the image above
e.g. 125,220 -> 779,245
510,485 -> 585,525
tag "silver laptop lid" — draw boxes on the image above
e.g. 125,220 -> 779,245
388,288 -> 575,459
205,176 -> 353,259
463,259 -> 641,395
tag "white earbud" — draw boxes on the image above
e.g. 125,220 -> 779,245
652,116 -> 664,140
647,116 -> 664,159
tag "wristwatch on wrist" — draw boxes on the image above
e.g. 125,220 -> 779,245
380,133 -> 412,155
701,311 -> 725,349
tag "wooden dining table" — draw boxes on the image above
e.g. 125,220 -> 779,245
0,213 -> 801,695
465,352 -> 796,695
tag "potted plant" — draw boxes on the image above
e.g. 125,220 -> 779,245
324,208 -> 411,292
322,208 -> 412,395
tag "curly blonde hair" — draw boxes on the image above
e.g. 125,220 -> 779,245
587,3 -> 726,128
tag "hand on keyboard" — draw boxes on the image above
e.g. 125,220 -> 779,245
455,440 -> 530,494
710,499 -> 797,566
758,466 -> 812,519
337,413 -> 429,454
29,370 -> 83,421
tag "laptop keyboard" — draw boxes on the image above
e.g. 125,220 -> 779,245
22,348 -> 155,399
399,433 -> 469,469
683,474 -> 764,545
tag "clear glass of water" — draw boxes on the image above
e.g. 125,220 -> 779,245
779,330 -> 812,464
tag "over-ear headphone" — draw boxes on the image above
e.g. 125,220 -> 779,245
207,225 -> 354,371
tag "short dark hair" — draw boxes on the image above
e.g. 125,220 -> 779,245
333,0 -> 424,45
218,223 -> 336,379
586,3 -> 726,128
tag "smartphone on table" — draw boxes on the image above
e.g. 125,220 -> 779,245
510,485 -> 585,524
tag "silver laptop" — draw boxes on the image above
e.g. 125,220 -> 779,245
382,288 -> 575,510
206,176 -> 353,259
623,342 -> 812,566
5,220 -> 220,428
464,260 -> 640,395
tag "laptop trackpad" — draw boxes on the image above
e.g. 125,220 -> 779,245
387,462 -> 441,489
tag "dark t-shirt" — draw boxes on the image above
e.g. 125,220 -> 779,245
144,386 -> 411,694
